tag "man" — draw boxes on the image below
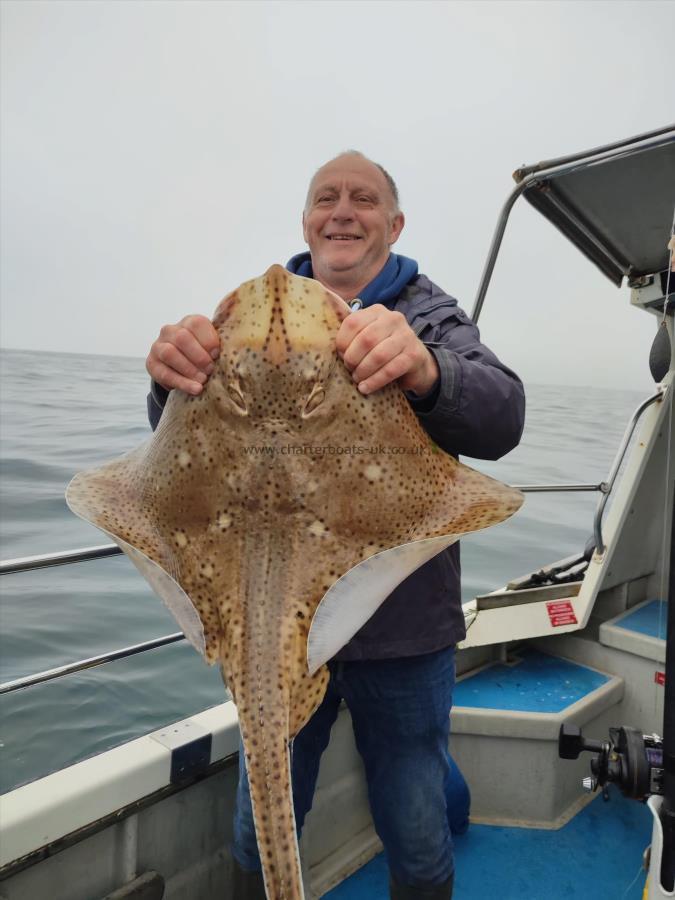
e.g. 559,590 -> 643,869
146,152 -> 525,899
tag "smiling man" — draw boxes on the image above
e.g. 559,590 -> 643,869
304,153 -> 403,290
291,153 -> 440,400
146,151 -> 525,900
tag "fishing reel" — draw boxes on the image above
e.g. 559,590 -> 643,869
558,723 -> 664,800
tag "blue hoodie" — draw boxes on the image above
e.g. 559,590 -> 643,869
286,251 -> 419,308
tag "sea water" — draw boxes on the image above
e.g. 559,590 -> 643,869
0,348 -> 650,793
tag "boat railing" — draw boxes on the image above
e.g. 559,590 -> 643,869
0,481 -> 603,577
0,633 -> 185,695
1,382 -> 665,696
593,387 -> 665,553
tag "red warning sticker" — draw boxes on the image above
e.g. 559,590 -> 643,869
655,671 -> 666,686
546,600 -> 578,627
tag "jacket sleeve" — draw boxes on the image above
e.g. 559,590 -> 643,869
406,296 -> 525,461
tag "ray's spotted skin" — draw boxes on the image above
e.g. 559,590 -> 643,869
66,266 -> 523,900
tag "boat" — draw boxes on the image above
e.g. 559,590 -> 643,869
1,124 -> 673,900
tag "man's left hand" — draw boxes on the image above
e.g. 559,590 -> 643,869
335,304 -> 439,397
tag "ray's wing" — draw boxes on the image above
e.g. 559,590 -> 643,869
305,386 -> 523,672
66,391 -> 244,665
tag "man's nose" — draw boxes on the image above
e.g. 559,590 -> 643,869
331,193 -> 354,220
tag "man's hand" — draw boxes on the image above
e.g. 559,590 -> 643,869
335,304 -> 439,396
146,315 -> 220,396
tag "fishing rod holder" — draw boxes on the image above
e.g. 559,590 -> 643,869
559,722 -> 664,801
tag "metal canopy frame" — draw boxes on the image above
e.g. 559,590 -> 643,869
471,123 -> 675,887
471,124 -> 675,323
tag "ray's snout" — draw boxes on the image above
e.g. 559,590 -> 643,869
215,266 -> 347,376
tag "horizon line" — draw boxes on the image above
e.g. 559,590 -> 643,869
0,345 -> 655,394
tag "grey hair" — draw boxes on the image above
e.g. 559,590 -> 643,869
305,150 -> 400,214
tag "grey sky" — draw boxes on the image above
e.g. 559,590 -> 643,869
1,0 -> 673,390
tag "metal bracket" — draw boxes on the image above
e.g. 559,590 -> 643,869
150,720 -> 212,786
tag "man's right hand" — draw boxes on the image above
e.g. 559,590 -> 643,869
146,315 -> 220,396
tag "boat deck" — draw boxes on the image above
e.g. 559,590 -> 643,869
614,599 -> 667,639
325,787 -> 652,899
600,598 -> 667,665
453,647 -> 610,712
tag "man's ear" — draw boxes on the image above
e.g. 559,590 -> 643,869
389,211 -> 405,247
302,211 -> 308,244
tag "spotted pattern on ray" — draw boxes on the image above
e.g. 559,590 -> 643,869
66,265 -> 523,899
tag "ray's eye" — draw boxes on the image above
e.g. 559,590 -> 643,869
227,381 -> 247,415
302,384 -> 325,418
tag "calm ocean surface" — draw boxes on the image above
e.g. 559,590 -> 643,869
0,348 -> 649,794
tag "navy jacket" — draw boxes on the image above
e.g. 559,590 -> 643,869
147,273 -> 525,660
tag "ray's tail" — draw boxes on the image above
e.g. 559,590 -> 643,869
231,671 -> 305,900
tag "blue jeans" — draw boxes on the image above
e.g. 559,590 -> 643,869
232,646 -> 468,888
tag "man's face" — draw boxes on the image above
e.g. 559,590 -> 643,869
302,155 -> 404,290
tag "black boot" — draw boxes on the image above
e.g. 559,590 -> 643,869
231,858 -> 266,900
389,872 -> 454,900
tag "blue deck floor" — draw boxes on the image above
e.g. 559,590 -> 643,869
452,648 -> 610,713
324,787 -> 652,900
614,599 -> 667,639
